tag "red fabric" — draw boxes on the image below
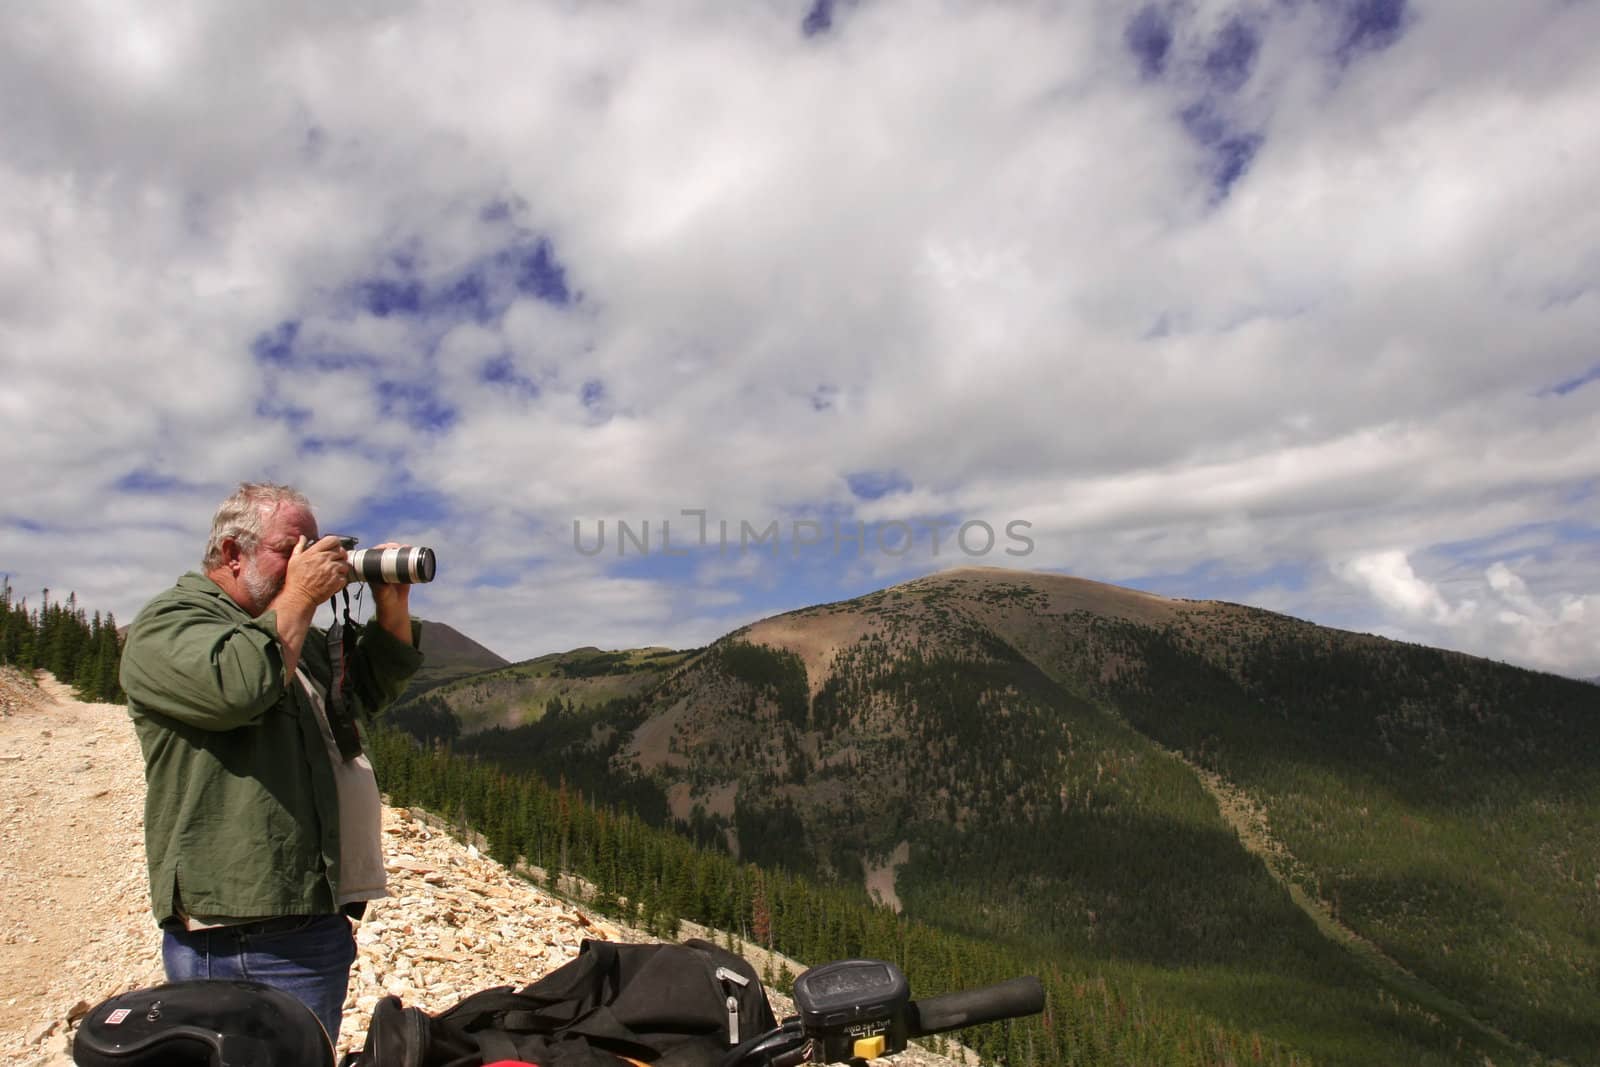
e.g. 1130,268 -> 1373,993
482,1061 -> 539,1066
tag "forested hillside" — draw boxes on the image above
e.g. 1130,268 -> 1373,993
394,567 -> 1594,1065
0,581 -> 122,702
1038,608 -> 1600,1061
369,724 -> 1327,1067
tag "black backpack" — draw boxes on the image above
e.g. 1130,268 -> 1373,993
344,938 -> 777,1067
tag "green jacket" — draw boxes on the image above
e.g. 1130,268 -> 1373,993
120,572 -> 422,924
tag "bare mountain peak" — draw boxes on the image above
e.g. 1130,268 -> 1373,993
743,567 -> 1188,637
723,568 -> 1198,691
414,618 -> 509,667
904,565 -> 1182,610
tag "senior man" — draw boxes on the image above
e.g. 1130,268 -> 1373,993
119,482 -> 423,1045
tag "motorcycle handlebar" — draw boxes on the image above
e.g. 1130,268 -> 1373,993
905,976 -> 1045,1038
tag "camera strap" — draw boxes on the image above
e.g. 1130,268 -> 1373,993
325,587 -> 363,762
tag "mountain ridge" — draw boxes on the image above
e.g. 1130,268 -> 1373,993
396,617 -> 511,700
588,566 -> 1598,1064
382,566 -> 1597,1063
392,645 -> 697,736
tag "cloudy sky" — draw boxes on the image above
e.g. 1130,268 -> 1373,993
2,0 -> 1597,677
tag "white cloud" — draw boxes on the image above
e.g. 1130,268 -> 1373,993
1,1 -> 1597,674
1337,550 -> 1461,623
1333,550 -> 1599,677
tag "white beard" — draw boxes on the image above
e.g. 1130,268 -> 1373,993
241,554 -> 284,614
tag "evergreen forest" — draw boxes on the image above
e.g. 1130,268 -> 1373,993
0,579 -> 123,702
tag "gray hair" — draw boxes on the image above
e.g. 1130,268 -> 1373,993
202,482 -> 313,570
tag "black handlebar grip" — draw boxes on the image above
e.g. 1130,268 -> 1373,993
906,976 -> 1045,1037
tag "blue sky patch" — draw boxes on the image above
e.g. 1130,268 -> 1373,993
479,199 -> 516,223
1434,519 -> 1600,566
1125,6 -> 1173,79
255,396 -> 313,430
1213,134 -> 1263,196
435,270 -> 494,324
580,379 -> 606,409
113,470 -> 193,494
606,534 -> 707,582
1120,557 -> 1313,605
1116,556 -> 1223,595
250,319 -> 381,372
1181,101 -> 1228,150
335,234 -> 575,331
296,435 -> 365,456
513,239 -> 571,305
480,355 -> 541,397
1332,0 -> 1409,63
802,0 -> 834,37
359,278 -> 423,318
376,380 -> 458,432
1204,17 -> 1260,93
1181,101 -> 1263,198
344,488 -> 453,537
1542,362 -> 1600,397
846,469 -> 913,500
251,320 -> 300,365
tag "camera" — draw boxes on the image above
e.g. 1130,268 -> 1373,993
331,536 -> 436,584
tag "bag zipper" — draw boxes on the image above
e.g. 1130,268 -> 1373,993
714,965 -> 750,1045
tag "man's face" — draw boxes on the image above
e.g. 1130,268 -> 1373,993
238,503 -> 318,615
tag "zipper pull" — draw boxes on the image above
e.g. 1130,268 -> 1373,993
715,966 -> 751,987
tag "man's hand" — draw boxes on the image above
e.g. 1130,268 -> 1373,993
365,543 -> 415,646
271,535 -> 350,678
284,535 -> 351,606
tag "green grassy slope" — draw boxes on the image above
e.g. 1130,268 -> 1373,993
391,645 -> 696,734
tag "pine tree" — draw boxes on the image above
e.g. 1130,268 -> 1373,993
16,598 -> 37,669
93,612 -> 122,702
752,873 -> 773,948
47,591 -> 79,682
0,578 -> 12,667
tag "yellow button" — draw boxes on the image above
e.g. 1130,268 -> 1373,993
852,1035 -> 887,1060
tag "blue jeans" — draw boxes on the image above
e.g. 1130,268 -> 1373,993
162,913 -> 355,1047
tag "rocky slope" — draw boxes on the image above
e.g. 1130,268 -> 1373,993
0,667 -> 962,1067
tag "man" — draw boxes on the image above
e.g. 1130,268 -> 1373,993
120,482 -> 423,1046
